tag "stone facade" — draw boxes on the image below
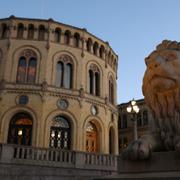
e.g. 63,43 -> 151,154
0,16 -> 118,155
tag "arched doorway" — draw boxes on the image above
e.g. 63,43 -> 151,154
86,122 -> 98,153
109,127 -> 115,154
8,113 -> 33,146
49,116 -> 71,150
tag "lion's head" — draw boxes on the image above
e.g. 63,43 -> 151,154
142,40 -> 180,119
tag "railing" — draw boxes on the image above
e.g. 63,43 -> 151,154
0,144 -> 117,172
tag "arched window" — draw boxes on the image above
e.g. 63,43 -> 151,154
89,70 -> 94,94
86,38 -> 92,52
95,72 -> 100,96
143,110 -> 148,126
99,45 -> 105,59
56,61 -> 64,87
88,64 -> 100,96
8,113 -> 33,146
86,122 -> 98,153
27,58 -> 37,83
49,116 -> 71,150
17,57 -> 26,83
1,23 -> 8,39
109,76 -> 114,104
55,55 -> 73,89
93,42 -> 99,55
74,33 -> 80,47
38,25 -> 45,40
64,30 -> 71,45
16,49 -> 37,84
64,63 -> 72,89
27,24 -> 34,39
17,23 -> 24,39
121,114 -> 127,129
54,28 -> 61,43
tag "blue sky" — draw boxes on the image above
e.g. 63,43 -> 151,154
0,0 -> 180,104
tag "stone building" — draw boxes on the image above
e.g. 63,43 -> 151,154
118,99 -> 154,153
0,16 -> 119,155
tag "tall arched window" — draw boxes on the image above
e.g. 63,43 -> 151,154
74,33 -> 80,47
64,30 -> 71,45
88,64 -> 100,96
16,49 -> 37,84
93,42 -> 99,56
1,23 -> 8,39
54,28 -> 61,43
137,113 -> 142,126
56,61 -> 64,87
17,23 -> 24,39
86,38 -> 92,52
109,127 -> 115,154
99,45 -> 105,59
38,25 -> 45,40
109,76 -> 114,104
49,116 -> 71,150
8,113 -> 33,146
27,24 -> 34,39
55,55 -> 73,89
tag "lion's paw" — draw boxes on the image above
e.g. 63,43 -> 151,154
122,139 -> 151,160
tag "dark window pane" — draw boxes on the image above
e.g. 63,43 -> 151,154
64,63 -> 72,89
89,70 -> 94,94
19,95 -> 29,105
27,58 -> 37,83
17,57 -> 26,83
56,61 -> 64,87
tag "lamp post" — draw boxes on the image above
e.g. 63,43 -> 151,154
126,99 -> 139,141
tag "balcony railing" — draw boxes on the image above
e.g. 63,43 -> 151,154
0,144 -> 117,172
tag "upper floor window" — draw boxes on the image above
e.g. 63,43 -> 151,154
88,64 -> 100,96
74,33 -> 80,47
16,49 -> 37,84
56,55 -> 73,89
93,42 -> 99,56
64,30 -> 71,45
87,38 -> 92,52
99,45 -> 105,59
54,28 -> 61,43
121,114 -> 127,129
17,23 -> 24,39
27,24 -> 34,39
137,112 -> 142,126
38,25 -> 45,40
109,76 -> 114,104
1,23 -> 8,39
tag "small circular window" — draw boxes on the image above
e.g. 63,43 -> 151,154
18,95 -> 29,105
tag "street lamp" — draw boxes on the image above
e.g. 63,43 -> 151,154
126,99 -> 139,141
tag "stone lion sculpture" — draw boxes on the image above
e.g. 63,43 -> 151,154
122,40 -> 180,160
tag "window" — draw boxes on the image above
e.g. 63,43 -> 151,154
93,42 -> 98,55
38,25 -> 45,40
17,23 -> 24,39
64,30 -> 71,45
88,64 -> 100,96
16,49 -> 37,84
86,38 -> 92,52
74,33 -> 80,47
49,116 -> 71,150
143,110 -> 148,126
28,24 -> 34,39
109,76 -> 114,104
99,45 -> 105,59
1,23 -> 8,38
55,55 -> 73,89
120,114 -> 127,129
54,28 -> 61,43
8,113 -> 33,146
18,95 -> 29,105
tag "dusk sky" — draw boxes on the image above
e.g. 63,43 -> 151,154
0,0 -> 180,104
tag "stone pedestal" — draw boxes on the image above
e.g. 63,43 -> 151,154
95,151 -> 180,179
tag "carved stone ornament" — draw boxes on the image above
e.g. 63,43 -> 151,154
122,40 -> 180,161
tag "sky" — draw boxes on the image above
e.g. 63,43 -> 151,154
0,0 -> 180,104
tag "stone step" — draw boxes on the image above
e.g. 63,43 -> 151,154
94,172 -> 180,180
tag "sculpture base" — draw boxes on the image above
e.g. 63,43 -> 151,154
95,151 -> 180,179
